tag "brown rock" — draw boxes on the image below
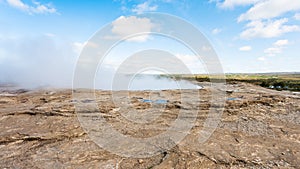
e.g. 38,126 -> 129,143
0,82 -> 299,168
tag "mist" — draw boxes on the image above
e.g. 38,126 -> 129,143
95,73 -> 201,91
0,35 -> 78,89
0,35 -> 200,90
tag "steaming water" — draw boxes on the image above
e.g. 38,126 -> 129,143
95,75 -> 201,91
0,75 -> 201,91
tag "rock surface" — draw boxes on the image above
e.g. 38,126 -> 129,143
0,82 -> 300,168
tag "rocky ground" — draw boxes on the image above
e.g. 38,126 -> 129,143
0,82 -> 300,168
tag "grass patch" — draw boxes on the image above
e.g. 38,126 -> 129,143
162,73 -> 300,91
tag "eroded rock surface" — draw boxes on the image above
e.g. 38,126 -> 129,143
0,82 -> 300,168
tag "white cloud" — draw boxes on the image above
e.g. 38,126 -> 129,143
202,45 -> 212,51
238,0 -> 300,22
294,13 -> 300,20
6,0 -> 57,14
132,1 -> 157,14
240,18 -> 300,39
111,16 -> 155,42
239,45 -> 252,51
175,54 -> 204,74
212,28 -> 222,34
33,3 -> 56,14
264,39 -> 289,56
72,41 -> 87,55
213,0 -> 300,39
218,0 -> 259,9
257,56 -> 266,61
274,39 -> 289,46
6,0 -> 28,10
44,33 -> 56,37
264,47 -> 282,56
257,40 -> 290,62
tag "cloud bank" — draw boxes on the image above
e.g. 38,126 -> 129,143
215,0 -> 300,39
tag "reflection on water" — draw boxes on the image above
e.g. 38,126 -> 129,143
96,75 -> 201,91
141,99 -> 168,104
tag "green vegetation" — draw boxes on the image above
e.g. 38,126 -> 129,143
162,73 -> 300,91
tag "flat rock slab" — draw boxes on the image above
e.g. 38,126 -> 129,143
0,82 -> 300,168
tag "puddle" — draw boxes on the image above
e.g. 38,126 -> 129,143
141,99 -> 168,104
227,97 -> 242,101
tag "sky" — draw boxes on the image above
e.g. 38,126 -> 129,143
0,0 -> 300,87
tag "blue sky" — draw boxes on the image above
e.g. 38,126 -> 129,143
0,0 -> 300,87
